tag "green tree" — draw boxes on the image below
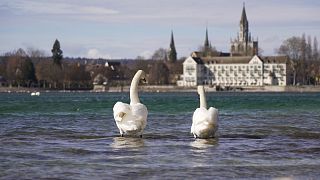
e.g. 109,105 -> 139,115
51,39 -> 63,66
21,57 -> 36,87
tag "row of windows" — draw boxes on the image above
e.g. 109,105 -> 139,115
213,77 -> 263,81
264,65 -> 285,69
208,65 -> 262,70
205,64 -> 285,70
185,77 -> 195,82
214,82 -> 263,86
208,70 -> 263,74
185,66 -> 195,71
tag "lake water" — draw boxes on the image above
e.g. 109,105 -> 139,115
1,92 -> 320,179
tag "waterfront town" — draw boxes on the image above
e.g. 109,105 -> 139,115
0,4 -> 319,92
2,2 -> 320,180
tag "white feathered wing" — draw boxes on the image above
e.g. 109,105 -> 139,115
191,107 -> 218,138
113,102 -> 148,136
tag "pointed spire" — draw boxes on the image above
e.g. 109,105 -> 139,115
168,30 -> 177,63
204,27 -> 210,48
170,30 -> 175,48
240,2 -> 248,24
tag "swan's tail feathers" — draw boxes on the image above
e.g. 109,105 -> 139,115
113,102 -> 131,122
115,112 -> 126,122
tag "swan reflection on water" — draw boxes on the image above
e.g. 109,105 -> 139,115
111,137 -> 145,149
190,138 -> 218,151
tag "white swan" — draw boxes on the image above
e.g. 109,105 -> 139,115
191,85 -> 218,139
113,70 -> 148,137
31,91 -> 40,96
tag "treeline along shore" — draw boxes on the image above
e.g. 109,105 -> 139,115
1,85 -> 320,93
1,33 -> 320,91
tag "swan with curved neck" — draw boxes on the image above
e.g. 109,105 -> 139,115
130,70 -> 146,105
191,85 -> 219,139
113,70 -> 148,137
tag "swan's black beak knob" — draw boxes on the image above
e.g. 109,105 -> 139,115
141,78 -> 147,84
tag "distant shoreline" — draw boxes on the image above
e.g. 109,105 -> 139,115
1,85 -> 320,93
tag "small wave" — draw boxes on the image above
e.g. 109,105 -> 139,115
221,134 -> 266,139
290,132 -> 320,139
290,147 -> 320,154
60,148 -> 99,155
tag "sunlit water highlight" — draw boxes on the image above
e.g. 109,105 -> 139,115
1,92 -> 320,179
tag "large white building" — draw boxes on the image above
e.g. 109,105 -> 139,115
177,55 -> 290,87
177,4 -> 291,87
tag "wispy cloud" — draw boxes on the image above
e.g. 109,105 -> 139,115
0,0 -> 319,58
2,0 -> 119,16
2,0 -> 320,26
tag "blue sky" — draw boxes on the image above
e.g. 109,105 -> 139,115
1,0 -> 320,59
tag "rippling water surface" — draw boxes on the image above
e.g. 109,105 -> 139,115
1,92 -> 320,179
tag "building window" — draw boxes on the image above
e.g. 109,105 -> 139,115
186,65 -> 195,75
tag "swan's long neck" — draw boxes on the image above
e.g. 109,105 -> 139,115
130,71 -> 142,104
198,86 -> 207,109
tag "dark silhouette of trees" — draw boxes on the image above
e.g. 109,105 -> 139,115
313,37 -> 319,60
21,57 -> 36,87
0,57 -> 6,78
152,48 -> 168,61
35,60 -> 51,88
48,64 -> 64,89
4,49 -> 36,87
148,61 -> 169,85
133,57 -> 150,74
64,63 -> 91,89
51,39 -> 63,66
165,60 -> 183,84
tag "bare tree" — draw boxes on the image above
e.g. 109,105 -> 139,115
4,49 -> 36,87
64,63 -> 91,89
27,47 -> 46,58
151,48 -> 168,61
35,60 -> 51,88
148,61 -> 169,85
277,36 -> 305,85
313,37 -> 319,61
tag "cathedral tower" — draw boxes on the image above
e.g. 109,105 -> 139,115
239,3 -> 249,43
230,3 -> 258,56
